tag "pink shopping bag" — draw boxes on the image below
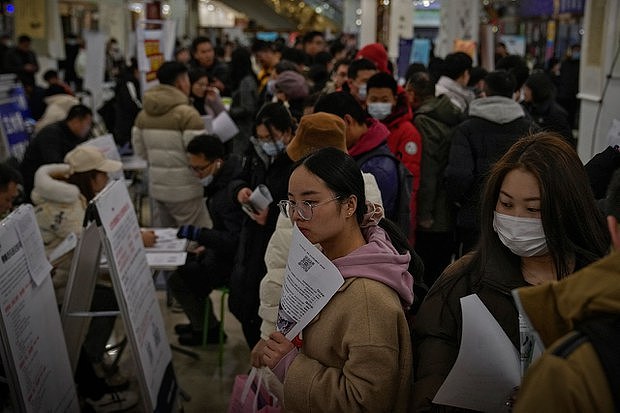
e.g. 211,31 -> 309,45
227,367 -> 281,413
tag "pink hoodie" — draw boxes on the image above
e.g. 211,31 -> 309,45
271,221 -> 414,383
332,224 -> 414,307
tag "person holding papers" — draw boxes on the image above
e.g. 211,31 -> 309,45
262,147 -> 414,412
250,112 -> 383,358
412,133 -> 610,412
228,102 -> 295,349
169,134 -> 245,346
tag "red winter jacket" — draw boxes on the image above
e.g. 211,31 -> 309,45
382,91 -> 422,244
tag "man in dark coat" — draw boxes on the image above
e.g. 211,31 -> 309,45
20,104 -> 92,201
446,70 -> 537,255
170,134 -> 245,346
4,35 -> 39,86
408,71 -> 465,287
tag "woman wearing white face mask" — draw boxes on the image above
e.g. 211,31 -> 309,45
412,133 -> 610,412
229,102 -> 296,348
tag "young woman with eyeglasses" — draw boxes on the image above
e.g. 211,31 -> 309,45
262,147 -> 415,412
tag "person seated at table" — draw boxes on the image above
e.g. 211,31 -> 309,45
171,134 -> 246,346
31,145 -> 150,411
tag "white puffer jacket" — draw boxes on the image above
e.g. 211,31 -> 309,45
31,163 -> 86,303
132,84 -> 205,202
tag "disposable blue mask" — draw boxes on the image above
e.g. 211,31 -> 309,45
367,102 -> 393,120
260,140 -> 285,157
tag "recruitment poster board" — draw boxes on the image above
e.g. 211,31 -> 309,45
0,205 -> 79,412
89,180 -> 177,412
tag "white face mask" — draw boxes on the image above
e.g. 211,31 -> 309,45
357,83 -> 367,100
200,174 -> 214,187
493,211 -> 548,257
367,102 -> 392,120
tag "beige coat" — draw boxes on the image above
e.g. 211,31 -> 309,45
284,277 -> 412,412
513,252 -> 620,413
131,84 -> 205,203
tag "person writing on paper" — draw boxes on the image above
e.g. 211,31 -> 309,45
262,147 -> 414,412
31,146 -> 143,411
412,133 -> 610,412
513,170 -> 620,412
169,134 -> 245,346
228,102 -> 295,348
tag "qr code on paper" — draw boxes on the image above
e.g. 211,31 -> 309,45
298,255 -> 314,272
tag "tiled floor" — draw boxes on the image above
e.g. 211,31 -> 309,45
113,289 -> 251,413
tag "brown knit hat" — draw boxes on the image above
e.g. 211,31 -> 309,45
286,112 -> 347,162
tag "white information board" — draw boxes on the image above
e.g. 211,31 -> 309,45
90,180 -> 177,412
0,205 -> 79,412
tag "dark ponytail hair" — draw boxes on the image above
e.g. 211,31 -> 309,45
295,147 -> 427,312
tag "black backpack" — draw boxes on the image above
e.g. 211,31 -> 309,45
553,315 -> 620,411
356,150 -> 413,237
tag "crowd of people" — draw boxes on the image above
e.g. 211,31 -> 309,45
0,29 -> 618,413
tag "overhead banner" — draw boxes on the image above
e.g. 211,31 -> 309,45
136,20 -> 177,92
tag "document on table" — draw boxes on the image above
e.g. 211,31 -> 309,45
146,252 -> 187,269
433,294 -> 521,413
144,228 -> 188,252
276,224 -> 344,340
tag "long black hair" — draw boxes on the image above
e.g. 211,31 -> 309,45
473,132 -> 609,280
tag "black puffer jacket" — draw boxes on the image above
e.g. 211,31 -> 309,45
192,154 -> 246,281
227,143 -> 294,348
446,96 -> 537,231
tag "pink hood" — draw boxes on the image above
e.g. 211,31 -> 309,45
332,225 -> 414,307
348,118 -> 390,157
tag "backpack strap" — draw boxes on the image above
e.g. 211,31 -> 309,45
551,330 -> 589,358
576,316 -> 620,412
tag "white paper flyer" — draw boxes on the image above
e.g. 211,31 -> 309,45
276,224 -> 344,340
433,294 -> 521,413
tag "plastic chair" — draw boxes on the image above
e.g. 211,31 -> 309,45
203,286 -> 229,369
